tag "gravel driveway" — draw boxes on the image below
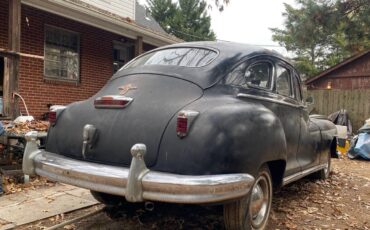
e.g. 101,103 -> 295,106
20,158 -> 370,230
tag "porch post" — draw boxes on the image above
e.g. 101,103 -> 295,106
135,36 -> 143,57
4,0 -> 21,118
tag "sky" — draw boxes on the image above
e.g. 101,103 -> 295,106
209,0 -> 297,56
139,0 -> 298,56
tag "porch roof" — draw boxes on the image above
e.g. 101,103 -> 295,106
21,0 -> 182,47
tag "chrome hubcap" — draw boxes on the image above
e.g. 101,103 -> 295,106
324,153 -> 330,176
250,185 -> 264,216
249,176 -> 270,228
324,162 -> 329,175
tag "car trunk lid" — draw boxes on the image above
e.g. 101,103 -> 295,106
45,74 -> 203,167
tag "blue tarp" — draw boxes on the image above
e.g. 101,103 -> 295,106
348,123 -> 370,160
0,121 -> 4,136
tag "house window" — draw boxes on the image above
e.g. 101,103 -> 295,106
113,41 -> 134,73
44,25 -> 80,81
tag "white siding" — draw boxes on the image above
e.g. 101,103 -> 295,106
79,0 -> 135,19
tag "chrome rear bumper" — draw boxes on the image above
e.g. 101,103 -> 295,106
23,131 -> 254,204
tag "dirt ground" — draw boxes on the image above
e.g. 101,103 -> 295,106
20,158 -> 370,230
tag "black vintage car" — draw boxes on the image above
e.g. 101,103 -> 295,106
23,42 -> 337,229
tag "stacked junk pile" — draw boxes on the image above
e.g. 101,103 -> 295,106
0,105 -> 58,195
328,109 -> 370,160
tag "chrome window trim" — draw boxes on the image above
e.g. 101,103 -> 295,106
237,93 -> 306,109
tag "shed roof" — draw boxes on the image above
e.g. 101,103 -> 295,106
305,50 -> 370,84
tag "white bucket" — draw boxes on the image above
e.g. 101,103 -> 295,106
336,125 -> 347,139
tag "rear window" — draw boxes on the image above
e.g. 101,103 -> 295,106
124,48 -> 218,69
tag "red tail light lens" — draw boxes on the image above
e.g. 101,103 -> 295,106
94,95 -> 133,108
48,111 -> 57,125
176,116 -> 188,137
176,110 -> 199,138
48,107 -> 66,126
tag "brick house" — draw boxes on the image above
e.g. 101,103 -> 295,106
0,0 -> 180,119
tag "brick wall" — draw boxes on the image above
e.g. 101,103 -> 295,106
1,2 -> 159,118
18,4 -> 128,118
1,1 -> 141,118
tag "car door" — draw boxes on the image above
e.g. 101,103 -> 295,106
293,71 -> 321,170
272,61 -> 302,176
224,57 -> 302,176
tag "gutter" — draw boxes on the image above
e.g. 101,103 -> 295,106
21,0 -> 182,47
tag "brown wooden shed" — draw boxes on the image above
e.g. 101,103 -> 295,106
306,50 -> 370,90
305,50 -> 370,131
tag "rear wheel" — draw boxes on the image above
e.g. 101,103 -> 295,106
313,151 -> 331,180
224,165 -> 273,230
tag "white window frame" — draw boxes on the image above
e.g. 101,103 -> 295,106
44,25 -> 80,82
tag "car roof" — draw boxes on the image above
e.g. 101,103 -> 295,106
161,41 -> 288,61
115,41 -> 292,89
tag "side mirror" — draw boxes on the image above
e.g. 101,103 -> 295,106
305,96 -> 314,105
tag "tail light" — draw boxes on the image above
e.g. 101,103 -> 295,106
48,106 -> 66,126
48,111 -> 57,125
94,95 -> 133,109
176,110 -> 199,138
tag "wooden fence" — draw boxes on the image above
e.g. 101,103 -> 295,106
307,89 -> 370,132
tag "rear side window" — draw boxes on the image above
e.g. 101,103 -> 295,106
276,65 -> 291,97
224,61 -> 273,89
124,48 -> 217,69
244,62 -> 272,88
292,74 -> 302,101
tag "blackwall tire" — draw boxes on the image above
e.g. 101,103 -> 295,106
224,165 -> 273,230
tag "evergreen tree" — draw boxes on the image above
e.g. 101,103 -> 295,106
271,0 -> 369,79
147,0 -> 177,33
147,0 -> 216,41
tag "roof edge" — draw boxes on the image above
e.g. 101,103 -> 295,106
22,0 -> 182,46
305,50 -> 370,84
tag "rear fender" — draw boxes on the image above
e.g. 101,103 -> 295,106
312,118 -> 338,162
330,137 -> 338,158
155,97 -> 287,176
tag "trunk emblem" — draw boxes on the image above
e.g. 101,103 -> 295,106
82,124 -> 98,159
119,84 -> 137,95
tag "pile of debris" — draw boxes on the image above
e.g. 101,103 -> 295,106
2,120 -> 49,136
1,175 -> 55,195
0,119 -> 51,195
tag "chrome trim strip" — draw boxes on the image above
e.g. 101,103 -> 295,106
282,164 -> 327,186
237,93 -> 305,109
94,95 -> 133,109
23,133 -> 255,204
